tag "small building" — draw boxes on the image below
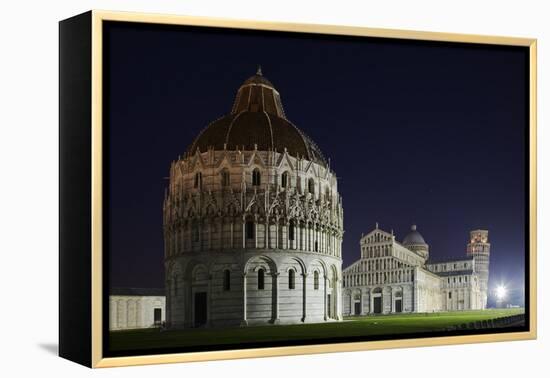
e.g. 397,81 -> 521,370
109,288 -> 165,331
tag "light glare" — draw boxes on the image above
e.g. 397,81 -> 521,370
496,285 -> 507,300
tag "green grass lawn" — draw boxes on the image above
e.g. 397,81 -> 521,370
109,308 -> 524,352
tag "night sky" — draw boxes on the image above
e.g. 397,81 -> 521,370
106,22 -> 528,306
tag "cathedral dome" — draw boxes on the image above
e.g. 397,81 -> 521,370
402,225 -> 427,246
187,68 -> 327,166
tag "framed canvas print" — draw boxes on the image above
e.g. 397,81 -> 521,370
59,10 -> 537,368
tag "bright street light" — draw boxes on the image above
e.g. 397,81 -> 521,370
496,285 -> 507,300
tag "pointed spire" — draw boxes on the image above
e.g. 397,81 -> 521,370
256,65 -> 262,76
375,222 -> 379,229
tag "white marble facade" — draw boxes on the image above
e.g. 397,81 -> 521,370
163,70 -> 344,328
342,225 -> 488,315
109,289 -> 165,330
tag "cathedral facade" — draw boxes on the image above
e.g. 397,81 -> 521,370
342,225 -> 490,315
163,69 -> 344,328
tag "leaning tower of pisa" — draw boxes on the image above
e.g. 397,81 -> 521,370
466,230 -> 490,309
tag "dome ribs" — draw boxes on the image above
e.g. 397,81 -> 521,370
187,70 -> 327,166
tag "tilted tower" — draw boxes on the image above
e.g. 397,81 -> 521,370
466,230 -> 490,309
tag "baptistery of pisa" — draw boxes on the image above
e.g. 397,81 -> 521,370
163,69 -> 344,328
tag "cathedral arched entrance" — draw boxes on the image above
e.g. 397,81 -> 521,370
353,290 -> 362,315
394,288 -> 403,313
372,287 -> 383,314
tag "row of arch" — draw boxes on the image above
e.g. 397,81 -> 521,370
168,254 -> 341,281
343,286 -> 406,315
166,254 -> 342,327
347,258 -> 412,273
362,232 -> 393,244
189,168 -> 333,198
343,266 -> 415,287
218,268 -> 321,291
165,217 -> 342,257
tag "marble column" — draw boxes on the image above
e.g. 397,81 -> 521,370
302,272 -> 308,322
336,279 -> 342,320
323,275 -> 328,320
230,220 -> 234,248
242,219 -> 246,248
207,274 -> 212,326
241,273 -> 248,326
275,221 -> 279,249
272,272 -> 280,324
265,218 -> 269,249
254,217 -> 258,249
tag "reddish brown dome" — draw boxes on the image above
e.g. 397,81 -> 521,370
187,68 -> 327,166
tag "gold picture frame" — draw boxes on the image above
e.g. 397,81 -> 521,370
59,9 -> 537,368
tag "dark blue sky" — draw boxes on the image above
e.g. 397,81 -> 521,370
106,22 -> 528,306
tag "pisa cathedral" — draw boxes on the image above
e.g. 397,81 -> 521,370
163,69 -> 344,328
342,226 -> 491,315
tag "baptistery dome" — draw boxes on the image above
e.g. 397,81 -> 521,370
163,68 -> 344,329
188,67 -> 327,166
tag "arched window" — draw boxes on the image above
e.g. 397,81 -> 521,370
223,269 -> 231,291
220,169 -> 230,187
252,168 -> 261,186
192,220 -> 200,242
258,269 -> 265,290
314,271 -> 319,290
314,240 -> 318,252
289,221 -> 295,241
246,221 -> 255,239
308,178 -> 315,194
288,269 -> 296,290
325,186 -> 331,201
194,172 -> 202,189
281,171 -> 289,188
